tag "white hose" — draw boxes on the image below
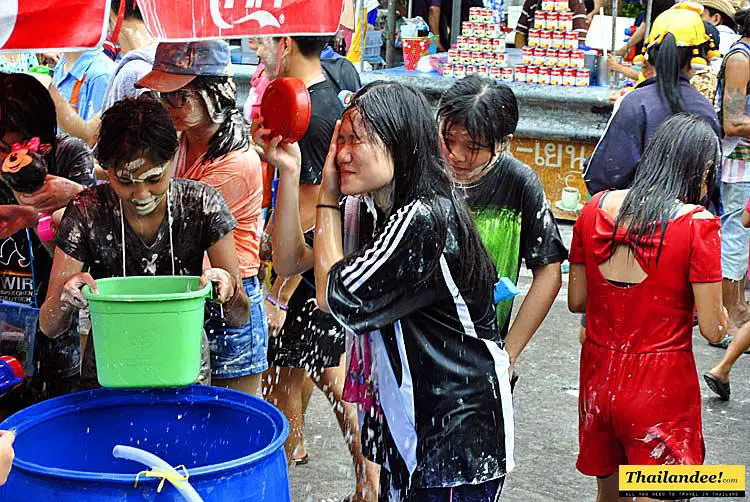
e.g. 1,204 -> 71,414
112,445 -> 203,502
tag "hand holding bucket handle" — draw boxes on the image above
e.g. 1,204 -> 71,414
61,272 -> 98,312
200,268 -> 234,303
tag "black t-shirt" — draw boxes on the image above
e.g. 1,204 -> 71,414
463,155 -> 568,336
292,78 -> 344,296
56,179 -> 236,278
56,179 -> 236,385
0,134 -> 95,378
298,79 -> 344,186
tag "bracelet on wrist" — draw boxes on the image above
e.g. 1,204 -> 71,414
316,203 -> 341,211
266,294 -> 289,311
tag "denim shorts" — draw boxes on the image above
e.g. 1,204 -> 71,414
720,181 -> 750,280
205,276 -> 269,379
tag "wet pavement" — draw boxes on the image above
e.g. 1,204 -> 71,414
288,222 -> 750,501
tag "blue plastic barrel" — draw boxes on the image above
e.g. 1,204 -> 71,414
0,385 -> 290,501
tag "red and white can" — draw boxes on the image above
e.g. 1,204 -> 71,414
546,12 -> 559,31
469,37 -> 480,50
555,0 -> 568,11
533,47 -> 546,66
463,22 -> 475,37
477,65 -> 489,78
483,8 -> 494,22
540,30 -> 553,48
559,12 -> 573,31
483,52 -> 495,66
474,24 -> 486,38
552,31 -> 565,49
490,66 -> 503,80
539,67 -> 551,85
485,24 -> 501,39
529,29 -> 541,47
562,68 -> 576,86
550,67 -> 562,85
545,48 -> 558,67
576,68 -> 590,86
571,49 -> 584,68
527,66 -> 540,84
471,51 -> 483,65
460,50 -> 472,64
469,7 -> 481,23
557,49 -> 570,67
494,52 -> 509,67
443,63 -> 454,77
454,64 -> 467,78
466,65 -> 477,76
516,65 -> 528,82
565,31 -> 578,50
522,47 -> 533,65
492,38 -> 505,53
541,0 -> 555,11
481,38 -> 493,52
534,12 -> 547,30
501,67 -> 514,82
448,49 -> 460,64
457,36 -> 469,50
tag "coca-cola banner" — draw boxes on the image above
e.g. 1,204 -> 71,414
137,0 -> 344,41
0,0 -> 110,52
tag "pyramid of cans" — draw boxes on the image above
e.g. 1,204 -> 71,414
443,4 -> 590,86
522,0 -> 590,86
444,7 -> 512,81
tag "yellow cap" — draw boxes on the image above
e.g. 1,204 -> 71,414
645,3 -> 710,49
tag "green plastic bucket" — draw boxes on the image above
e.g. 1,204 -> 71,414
82,276 -> 211,389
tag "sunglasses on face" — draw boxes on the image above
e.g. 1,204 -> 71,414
159,89 -> 198,108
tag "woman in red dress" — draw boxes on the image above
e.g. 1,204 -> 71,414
568,114 -> 728,501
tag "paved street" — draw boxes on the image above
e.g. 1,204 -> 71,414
288,222 -> 750,501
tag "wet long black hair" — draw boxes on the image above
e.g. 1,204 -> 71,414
647,32 -> 708,114
97,94 -> 179,169
438,75 -> 519,159
614,113 -> 719,262
344,81 -> 496,294
190,76 -> 250,164
0,73 -> 58,173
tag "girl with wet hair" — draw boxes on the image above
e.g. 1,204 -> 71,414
136,41 -> 267,395
40,95 -> 250,388
259,81 -> 514,500
438,77 -> 567,387
569,114 -> 727,500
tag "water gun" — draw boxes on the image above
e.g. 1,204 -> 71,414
1,137 -> 58,241
494,277 -> 520,304
0,356 -> 24,398
623,26 -> 638,62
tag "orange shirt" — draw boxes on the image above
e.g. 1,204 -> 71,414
174,136 -> 263,278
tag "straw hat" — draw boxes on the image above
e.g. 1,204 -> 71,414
699,0 -> 737,19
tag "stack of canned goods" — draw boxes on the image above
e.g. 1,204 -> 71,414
443,7 -> 509,81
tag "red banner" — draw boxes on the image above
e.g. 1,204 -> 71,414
137,0 -> 344,41
0,0 -> 110,52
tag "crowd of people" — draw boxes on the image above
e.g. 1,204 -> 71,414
0,0 -> 748,500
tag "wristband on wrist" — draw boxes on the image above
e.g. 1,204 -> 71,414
266,294 -> 289,311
